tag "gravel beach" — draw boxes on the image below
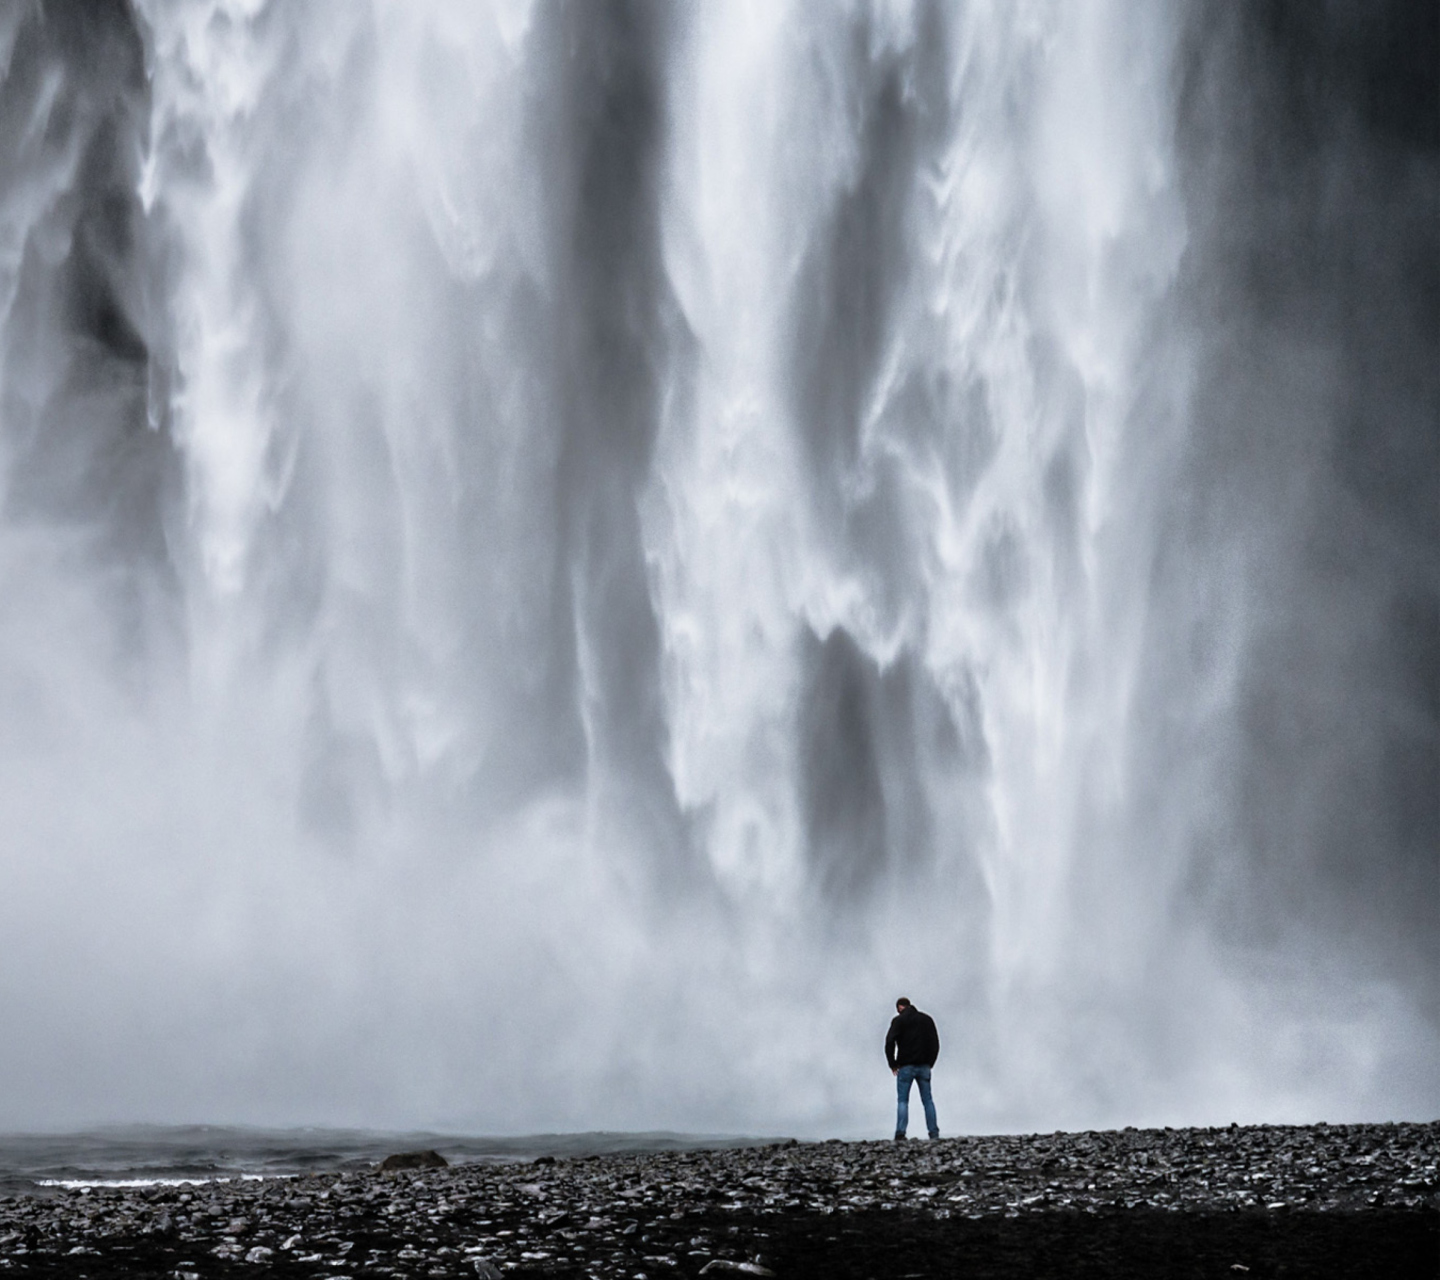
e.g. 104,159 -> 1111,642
1,1122 -> 1434,1278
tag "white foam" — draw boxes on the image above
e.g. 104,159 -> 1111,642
38,1175 -> 280,1190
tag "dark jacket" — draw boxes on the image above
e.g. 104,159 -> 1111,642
886,1006 -> 940,1070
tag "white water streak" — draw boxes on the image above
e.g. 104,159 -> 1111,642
0,0 -> 1431,1135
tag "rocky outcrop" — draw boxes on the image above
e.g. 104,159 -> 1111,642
377,1149 -> 449,1171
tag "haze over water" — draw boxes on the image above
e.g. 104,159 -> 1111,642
0,1 -> 1434,1138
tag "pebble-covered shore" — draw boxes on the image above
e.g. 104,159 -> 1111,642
1,1122 -> 1435,1278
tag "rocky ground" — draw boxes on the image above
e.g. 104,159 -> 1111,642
0,1122 -> 1434,1278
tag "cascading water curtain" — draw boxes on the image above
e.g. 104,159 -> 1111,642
0,0 -> 1434,1133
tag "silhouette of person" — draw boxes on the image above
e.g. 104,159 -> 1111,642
885,997 -> 939,1140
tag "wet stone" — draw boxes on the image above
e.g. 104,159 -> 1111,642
0,1122 -> 1434,1277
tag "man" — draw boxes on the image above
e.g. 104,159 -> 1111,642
885,997 -> 939,1140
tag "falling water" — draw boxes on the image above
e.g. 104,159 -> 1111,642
0,0 -> 1434,1134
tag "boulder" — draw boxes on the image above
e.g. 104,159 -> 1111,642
377,1149 -> 448,1171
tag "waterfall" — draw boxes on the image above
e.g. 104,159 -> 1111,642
0,0 -> 1434,1133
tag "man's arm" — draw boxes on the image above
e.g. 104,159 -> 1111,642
885,1019 -> 899,1072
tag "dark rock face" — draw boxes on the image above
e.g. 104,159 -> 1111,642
377,1150 -> 449,1171
0,1122 -> 1433,1277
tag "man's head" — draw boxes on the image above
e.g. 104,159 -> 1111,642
896,997 -> 911,1012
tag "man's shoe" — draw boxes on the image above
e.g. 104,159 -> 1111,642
928,1132 -> 940,1139
893,1132 -> 906,1141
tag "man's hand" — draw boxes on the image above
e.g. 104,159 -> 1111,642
891,1068 -> 898,1076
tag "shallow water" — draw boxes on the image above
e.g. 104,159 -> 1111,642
0,1125 -> 779,1196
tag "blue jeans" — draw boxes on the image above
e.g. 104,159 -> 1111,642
895,1064 -> 938,1137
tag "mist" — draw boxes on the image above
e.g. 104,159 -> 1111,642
0,0 -> 1434,1137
